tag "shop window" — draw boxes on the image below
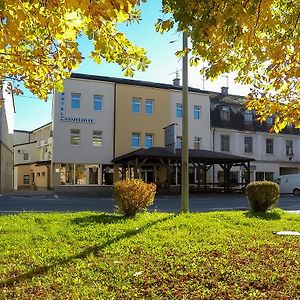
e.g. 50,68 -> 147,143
176,136 -> 182,149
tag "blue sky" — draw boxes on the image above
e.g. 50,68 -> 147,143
14,1 -> 250,131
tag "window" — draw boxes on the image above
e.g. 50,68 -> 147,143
244,110 -> 253,124
94,95 -> 103,111
286,140 -> 293,156
42,172 -> 45,177
93,130 -> 102,147
23,175 -> 30,185
255,172 -> 274,181
23,153 -> 29,161
194,105 -> 201,120
266,138 -> 273,154
194,137 -> 202,150
176,103 -> 182,118
176,136 -> 182,149
221,135 -> 230,151
220,106 -> 230,121
71,93 -> 81,109
145,133 -> 154,148
132,98 -> 141,113
37,173 -> 40,177
131,133 -> 140,148
70,129 -> 80,145
244,136 -> 253,153
145,99 -> 154,115
266,117 -> 273,126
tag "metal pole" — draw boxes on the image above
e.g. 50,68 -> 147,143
181,32 -> 189,212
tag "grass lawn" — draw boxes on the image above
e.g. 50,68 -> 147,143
0,209 -> 300,299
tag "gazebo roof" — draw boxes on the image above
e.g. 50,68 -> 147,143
112,147 -> 255,164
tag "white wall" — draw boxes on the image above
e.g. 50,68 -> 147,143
210,127 -> 300,182
170,90 -> 211,150
52,78 -> 115,164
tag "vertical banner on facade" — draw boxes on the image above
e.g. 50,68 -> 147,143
163,123 -> 177,153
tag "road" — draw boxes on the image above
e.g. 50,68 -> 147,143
0,193 -> 299,214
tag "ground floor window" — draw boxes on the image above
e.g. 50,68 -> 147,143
102,165 -> 114,185
217,171 -> 239,185
255,171 -> 274,181
60,163 -> 102,185
23,175 -> 30,185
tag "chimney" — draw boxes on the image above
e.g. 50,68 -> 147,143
221,86 -> 228,94
173,78 -> 180,86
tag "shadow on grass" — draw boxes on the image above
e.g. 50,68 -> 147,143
244,210 -> 281,220
72,213 -> 125,226
0,214 -> 176,288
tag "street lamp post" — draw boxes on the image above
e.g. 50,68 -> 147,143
181,32 -> 189,212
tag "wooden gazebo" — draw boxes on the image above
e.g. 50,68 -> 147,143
112,147 -> 255,192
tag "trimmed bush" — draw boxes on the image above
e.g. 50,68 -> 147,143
246,181 -> 280,212
114,179 -> 156,217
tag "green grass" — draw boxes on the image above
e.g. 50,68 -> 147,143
0,209 -> 300,299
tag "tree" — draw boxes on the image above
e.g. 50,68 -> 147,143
157,0 -> 300,132
0,0 -> 150,100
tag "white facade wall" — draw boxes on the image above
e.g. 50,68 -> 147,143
170,91 -> 211,150
211,127 -> 300,182
52,78 -> 115,164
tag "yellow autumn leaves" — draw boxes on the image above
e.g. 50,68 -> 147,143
159,0 -> 300,132
0,0 -> 149,100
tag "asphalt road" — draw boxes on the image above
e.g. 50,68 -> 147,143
0,193 -> 299,214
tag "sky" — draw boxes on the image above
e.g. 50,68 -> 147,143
14,1 -> 251,131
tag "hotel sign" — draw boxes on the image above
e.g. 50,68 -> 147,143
59,92 -> 94,124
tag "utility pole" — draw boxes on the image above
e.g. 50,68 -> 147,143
181,32 -> 189,212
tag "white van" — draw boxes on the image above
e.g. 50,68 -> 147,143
274,174 -> 300,195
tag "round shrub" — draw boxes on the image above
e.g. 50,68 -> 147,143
114,179 -> 156,217
246,181 -> 280,212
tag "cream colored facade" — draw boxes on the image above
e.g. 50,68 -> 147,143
14,123 -> 52,190
115,84 -> 170,157
170,90 -> 211,150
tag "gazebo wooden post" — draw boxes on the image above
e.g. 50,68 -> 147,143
246,161 -> 251,186
197,162 -> 201,193
134,158 -> 139,179
168,158 -> 171,192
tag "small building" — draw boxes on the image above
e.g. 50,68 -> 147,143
14,122 -> 52,190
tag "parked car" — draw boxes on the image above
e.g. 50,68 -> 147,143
274,174 -> 300,195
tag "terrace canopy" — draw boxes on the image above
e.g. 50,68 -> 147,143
112,147 -> 255,192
